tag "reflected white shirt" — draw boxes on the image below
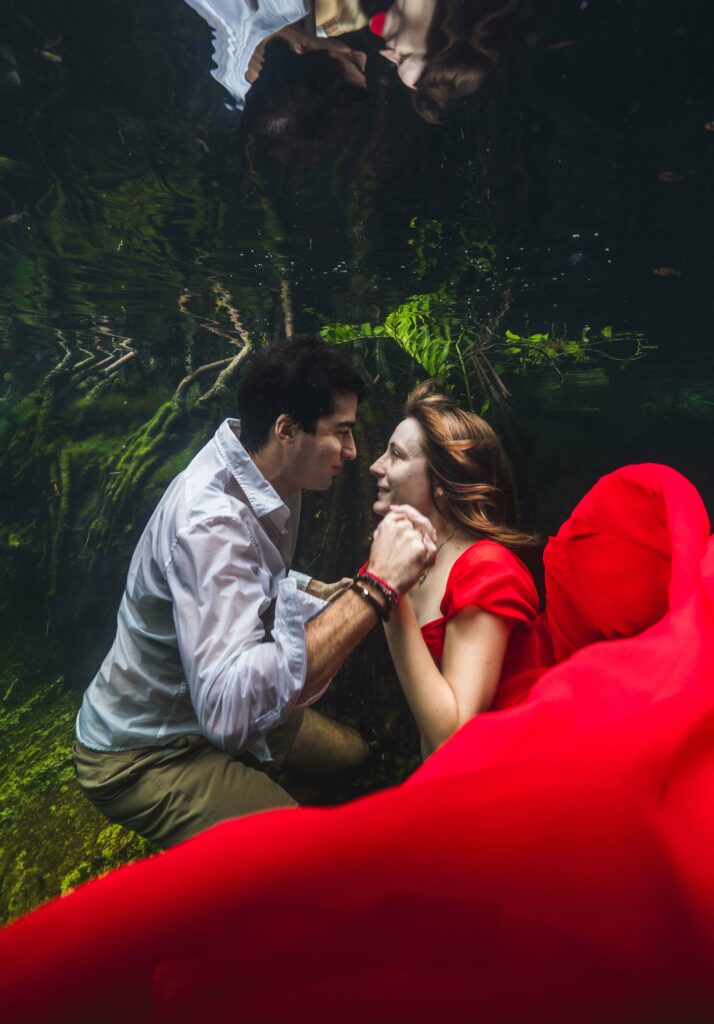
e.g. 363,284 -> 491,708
185,0 -> 311,109
76,419 -> 325,761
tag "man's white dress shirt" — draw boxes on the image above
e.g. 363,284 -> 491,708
76,419 -> 326,762
184,0 -> 312,109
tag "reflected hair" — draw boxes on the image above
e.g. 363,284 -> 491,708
405,380 -> 537,548
236,334 -> 366,454
243,39 -> 370,167
412,0 -> 520,124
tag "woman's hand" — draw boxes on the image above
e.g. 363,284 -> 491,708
368,510 -> 436,595
387,504 -> 438,567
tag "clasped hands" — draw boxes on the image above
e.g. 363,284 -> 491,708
368,504 -> 437,595
307,504 -> 436,604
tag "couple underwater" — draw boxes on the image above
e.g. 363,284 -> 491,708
3,331 -> 714,1022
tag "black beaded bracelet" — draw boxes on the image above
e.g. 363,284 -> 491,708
351,580 -> 390,622
354,572 -> 398,610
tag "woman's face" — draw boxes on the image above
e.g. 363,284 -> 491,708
370,417 -> 435,517
379,0 -> 437,88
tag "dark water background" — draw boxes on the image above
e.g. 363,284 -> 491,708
1,0 -> 713,920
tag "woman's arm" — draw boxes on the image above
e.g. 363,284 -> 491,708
384,600 -> 511,758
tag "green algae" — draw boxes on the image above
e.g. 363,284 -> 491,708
0,669 -> 156,924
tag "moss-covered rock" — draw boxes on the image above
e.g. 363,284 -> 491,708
0,668 -> 156,925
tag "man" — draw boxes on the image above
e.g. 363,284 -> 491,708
74,335 -> 433,847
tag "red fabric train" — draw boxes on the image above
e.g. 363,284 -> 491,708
2,464 -> 713,1024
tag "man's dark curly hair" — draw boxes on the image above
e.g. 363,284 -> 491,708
242,39 -> 371,168
236,334 -> 366,453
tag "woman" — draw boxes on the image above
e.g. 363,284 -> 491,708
367,381 -> 540,757
370,0 -> 522,124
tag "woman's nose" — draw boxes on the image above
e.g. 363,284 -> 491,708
370,454 -> 385,477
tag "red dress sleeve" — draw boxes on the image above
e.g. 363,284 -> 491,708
440,541 -> 539,626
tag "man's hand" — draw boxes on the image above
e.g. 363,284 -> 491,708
368,508 -> 437,596
307,577 -> 353,602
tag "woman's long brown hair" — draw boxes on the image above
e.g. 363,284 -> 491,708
405,381 -> 539,548
412,0 -> 521,124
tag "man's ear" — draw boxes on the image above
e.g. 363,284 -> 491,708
274,413 -> 298,447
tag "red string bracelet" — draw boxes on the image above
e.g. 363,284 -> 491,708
357,570 -> 400,606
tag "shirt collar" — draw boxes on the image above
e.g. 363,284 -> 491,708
215,418 -> 291,532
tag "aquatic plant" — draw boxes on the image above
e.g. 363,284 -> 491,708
319,289 -> 654,412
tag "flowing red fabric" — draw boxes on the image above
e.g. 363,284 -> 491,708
2,464 -> 714,1024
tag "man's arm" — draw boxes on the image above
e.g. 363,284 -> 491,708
168,514 -> 314,753
166,507 -> 434,751
299,509 -> 437,701
301,588 -> 382,702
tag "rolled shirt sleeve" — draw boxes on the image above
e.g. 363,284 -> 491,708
167,513 -> 323,756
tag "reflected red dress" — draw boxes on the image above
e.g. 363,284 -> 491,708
2,465 -> 714,1024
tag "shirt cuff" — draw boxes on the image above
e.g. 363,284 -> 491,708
289,569 -> 313,591
247,576 -> 327,760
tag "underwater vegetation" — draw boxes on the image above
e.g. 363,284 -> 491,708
0,667 -> 155,924
318,286 -> 654,414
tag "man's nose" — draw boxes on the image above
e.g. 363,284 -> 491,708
343,434 -> 357,461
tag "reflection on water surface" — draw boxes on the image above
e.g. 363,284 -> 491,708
0,0 -> 713,920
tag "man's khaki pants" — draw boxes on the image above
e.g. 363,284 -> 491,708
73,713 -> 302,848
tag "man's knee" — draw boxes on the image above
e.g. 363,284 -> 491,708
283,708 -> 369,776
73,737 -> 296,847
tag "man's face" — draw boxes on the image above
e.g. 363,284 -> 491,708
292,391 -> 358,491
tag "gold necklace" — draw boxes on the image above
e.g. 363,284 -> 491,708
418,528 -> 457,585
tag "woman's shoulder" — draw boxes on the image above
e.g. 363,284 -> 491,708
443,540 -> 539,623
451,539 -> 532,575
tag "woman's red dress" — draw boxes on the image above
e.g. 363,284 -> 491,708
2,464 -> 713,1024
420,539 -> 542,686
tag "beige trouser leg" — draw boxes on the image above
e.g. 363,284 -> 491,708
284,707 -> 369,776
73,716 -> 303,849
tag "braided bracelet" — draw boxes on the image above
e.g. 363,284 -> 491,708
355,571 -> 399,609
351,580 -> 390,622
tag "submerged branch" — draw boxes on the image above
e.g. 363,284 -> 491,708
280,279 -> 294,337
173,357 -> 233,406
197,344 -> 252,405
